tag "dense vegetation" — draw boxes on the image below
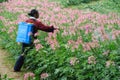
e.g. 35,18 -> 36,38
50,0 -> 120,14
60,0 -> 99,6
0,0 -> 7,3
0,0 -> 120,80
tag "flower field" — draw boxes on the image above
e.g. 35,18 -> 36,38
0,0 -> 120,79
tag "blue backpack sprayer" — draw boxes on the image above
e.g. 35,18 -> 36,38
14,22 -> 33,71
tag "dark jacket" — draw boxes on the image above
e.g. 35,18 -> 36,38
26,18 -> 54,37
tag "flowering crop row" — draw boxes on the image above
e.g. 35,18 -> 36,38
0,0 -> 120,79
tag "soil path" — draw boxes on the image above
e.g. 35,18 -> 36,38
0,48 -> 24,80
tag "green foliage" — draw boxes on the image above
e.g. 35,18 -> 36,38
86,0 -> 120,14
112,0 -> 120,7
0,0 -> 7,3
0,2 -> 120,80
21,36 -> 120,79
0,74 -> 14,80
57,0 -> 120,14
0,10 -> 18,21
60,0 -> 99,7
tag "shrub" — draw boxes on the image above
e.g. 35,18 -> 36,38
112,0 -> 120,7
0,0 -> 7,3
60,0 -> 99,6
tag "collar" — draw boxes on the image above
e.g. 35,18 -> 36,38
29,17 -> 37,20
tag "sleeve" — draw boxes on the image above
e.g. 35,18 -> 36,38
37,21 -> 54,32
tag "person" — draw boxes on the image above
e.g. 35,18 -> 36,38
22,9 -> 57,55
14,9 -> 57,72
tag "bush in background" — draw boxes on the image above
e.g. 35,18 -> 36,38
112,0 -> 120,7
59,0 -> 120,14
0,0 -> 7,3
60,0 -> 99,6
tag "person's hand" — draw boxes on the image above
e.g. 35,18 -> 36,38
51,25 -> 60,33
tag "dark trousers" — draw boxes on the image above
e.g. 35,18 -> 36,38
21,36 -> 37,54
14,43 -> 34,71
21,43 -> 34,55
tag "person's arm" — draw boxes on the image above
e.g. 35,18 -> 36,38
26,19 -> 56,32
37,21 -> 55,32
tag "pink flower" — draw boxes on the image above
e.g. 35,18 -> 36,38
34,39 -> 40,44
0,16 -> 5,20
40,73 -> 49,79
84,24 -> 92,34
112,34 -> 116,40
82,43 -> 91,52
24,72 -> 35,80
53,7 -> 61,12
103,50 -> 110,56
70,57 -> 79,66
35,44 -> 43,51
88,56 -> 96,64
62,30 -> 69,36
45,33 -> 59,50
28,32 -> 33,36
102,34 -> 109,41
106,60 -> 115,68
8,26 -> 15,34
68,40 -> 75,45
112,30 -> 120,40
34,32 -> 39,37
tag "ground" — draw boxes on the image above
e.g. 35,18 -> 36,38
0,48 -> 24,80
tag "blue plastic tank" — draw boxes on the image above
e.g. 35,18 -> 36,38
16,22 -> 33,44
